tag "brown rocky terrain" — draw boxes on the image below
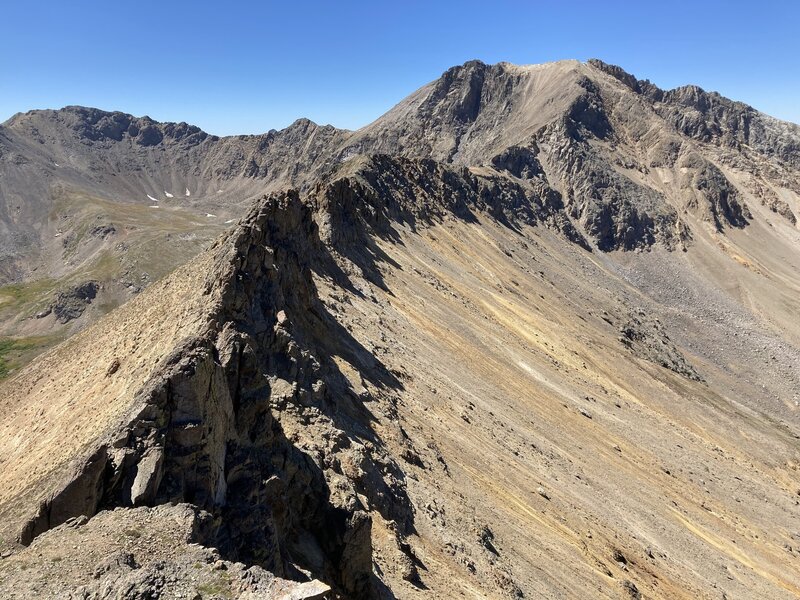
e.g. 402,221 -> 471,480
0,59 -> 799,598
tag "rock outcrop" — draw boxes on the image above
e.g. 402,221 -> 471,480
316,154 -> 588,249
618,309 -> 703,381
8,191 -> 416,599
50,281 -> 99,323
6,504 -> 333,599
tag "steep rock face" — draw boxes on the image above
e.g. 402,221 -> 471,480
13,192 -> 415,598
678,152 -> 750,230
490,143 -> 545,179
534,118 -> 686,251
316,154 -> 587,249
198,193 -> 412,593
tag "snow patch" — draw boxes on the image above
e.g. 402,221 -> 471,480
517,360 -> 576,402
205,213 -> 217,218
185,188 -> 191,197
164,191 -> 174,198
147,194 -> 159,203
224,219 -> 235,224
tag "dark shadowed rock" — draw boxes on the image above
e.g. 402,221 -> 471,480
51,281 -> 99,323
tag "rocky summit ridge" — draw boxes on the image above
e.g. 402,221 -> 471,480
0,60 -> 799,599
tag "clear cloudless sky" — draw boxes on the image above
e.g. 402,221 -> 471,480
2,0 -> 799,135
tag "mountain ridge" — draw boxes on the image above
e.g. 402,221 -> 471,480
1,164 -> 799,597
7,57 -> 800,134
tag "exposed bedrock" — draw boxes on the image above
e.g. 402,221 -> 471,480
18,192 -> 415,599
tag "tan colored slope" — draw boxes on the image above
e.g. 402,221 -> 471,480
0,250 -> 216,541
327,213 -> 800,599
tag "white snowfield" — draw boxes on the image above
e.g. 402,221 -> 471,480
146,194 -> 159,203
185,188 -> 191,197
205,213 -> 216,218
164,191 -> 174,198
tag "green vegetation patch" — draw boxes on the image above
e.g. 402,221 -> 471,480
196,576 -> 233,599
0,336 -> 61,380
0,278 -> 56,312
0,339 -> 15,379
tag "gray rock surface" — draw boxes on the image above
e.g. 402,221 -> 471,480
1,504 -> 332,599
51,281 -> 99,324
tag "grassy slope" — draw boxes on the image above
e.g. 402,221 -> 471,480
0,189 -> 228,372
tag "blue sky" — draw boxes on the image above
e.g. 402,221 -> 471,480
2,1 -> 798,135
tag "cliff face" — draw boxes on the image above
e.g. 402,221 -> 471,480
315,154 -> 588,249
3,192 -> 422,598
